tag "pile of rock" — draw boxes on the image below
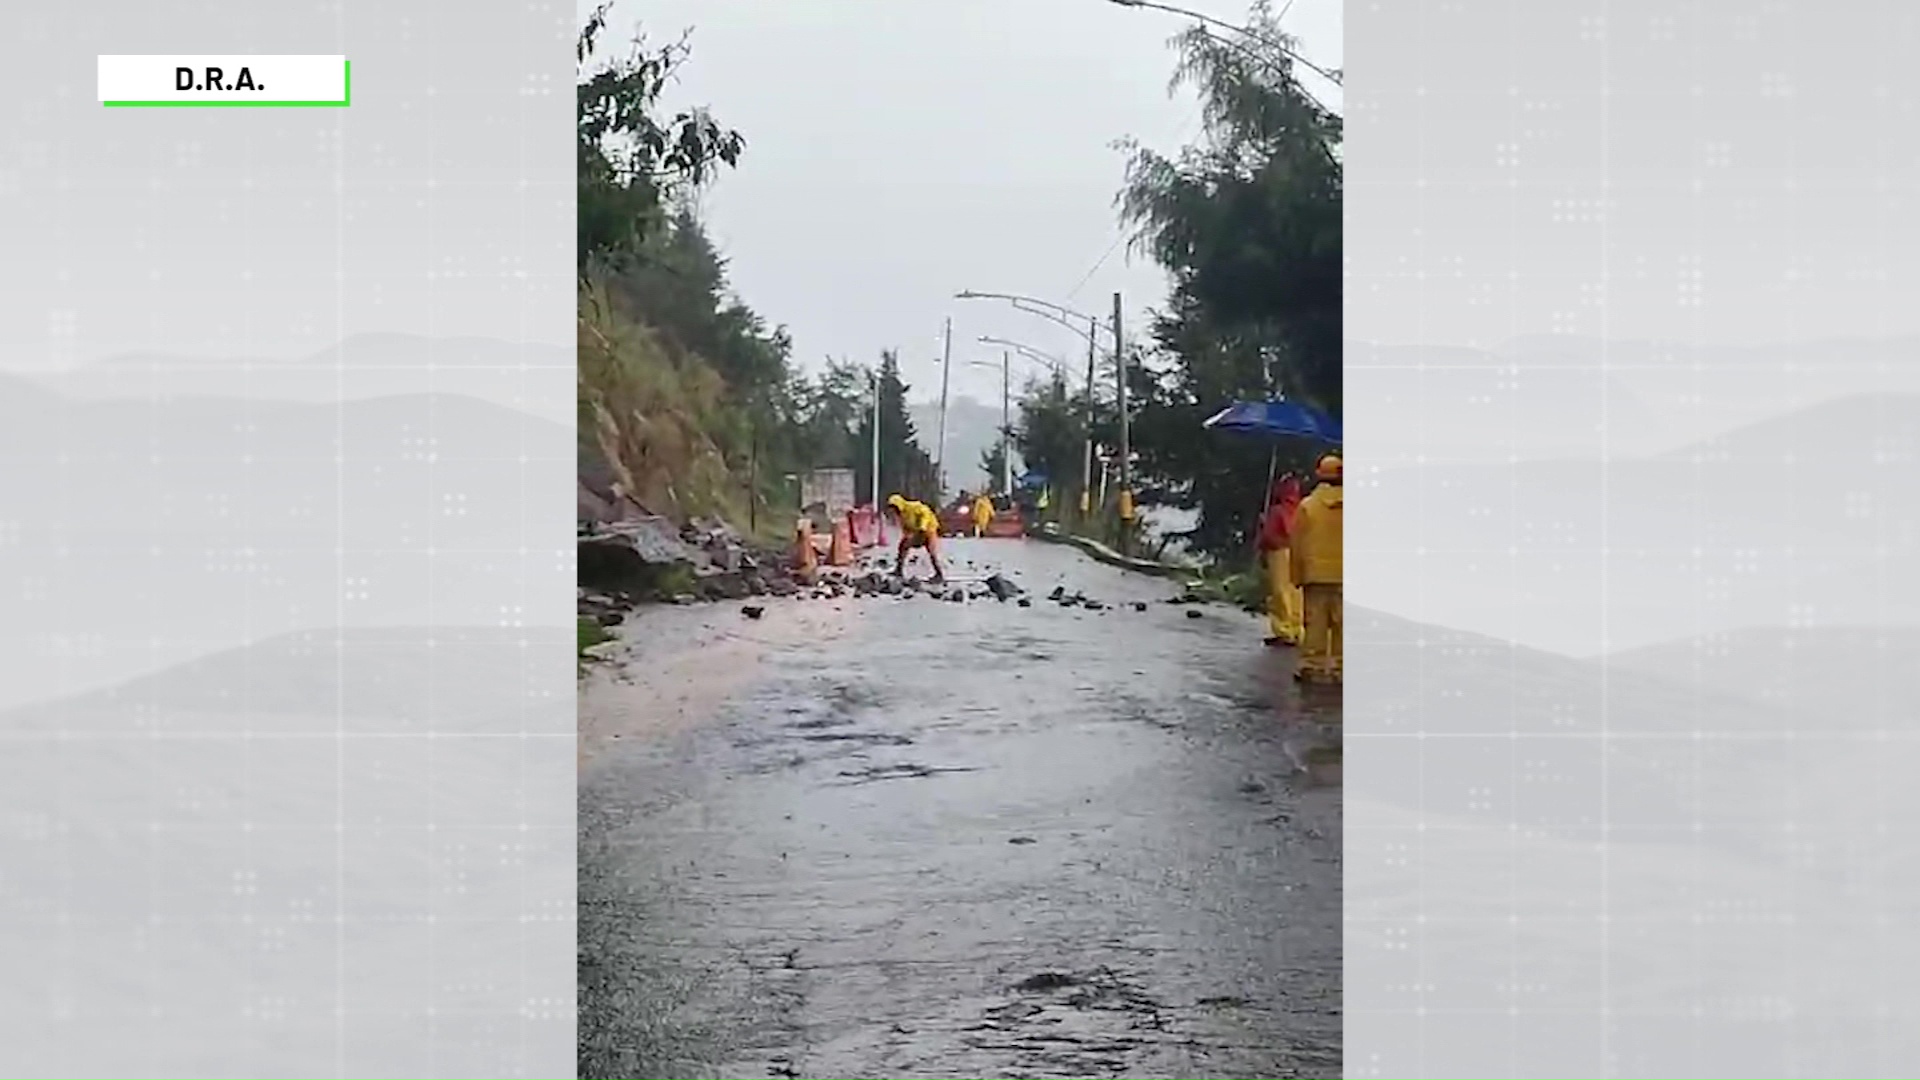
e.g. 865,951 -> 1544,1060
577,514 -> 813,620
810,568 -> 1026,606
1044,584 -> 1108,611
579,514 -> 1246,630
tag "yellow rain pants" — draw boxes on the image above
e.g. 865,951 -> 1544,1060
1299,584 -> 1342,683
1265,549 -> 1303,644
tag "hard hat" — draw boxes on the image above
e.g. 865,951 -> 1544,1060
1314,453 -> 1343,481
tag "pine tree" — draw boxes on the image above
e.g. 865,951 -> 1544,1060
853,350 -> 938,505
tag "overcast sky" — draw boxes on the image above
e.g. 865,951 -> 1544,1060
583,0 -> 1344,406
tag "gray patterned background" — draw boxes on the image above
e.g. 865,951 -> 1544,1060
12,0 -> 1920,1076
0,2 -> 575,1077
1348,1 -> 1920,1076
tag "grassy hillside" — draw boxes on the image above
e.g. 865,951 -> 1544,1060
576,278 -> 750,529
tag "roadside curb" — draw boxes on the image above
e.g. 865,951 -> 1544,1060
1027,524 -> 1194,580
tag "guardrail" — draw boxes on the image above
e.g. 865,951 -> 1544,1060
1028,523 -> 1193,579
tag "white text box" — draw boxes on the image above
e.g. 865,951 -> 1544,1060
98,55 -> 348,105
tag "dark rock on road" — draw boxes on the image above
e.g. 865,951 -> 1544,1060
984,573 -> 1023,601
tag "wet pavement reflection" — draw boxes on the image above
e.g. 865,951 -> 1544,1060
579,538 -> 1340,1079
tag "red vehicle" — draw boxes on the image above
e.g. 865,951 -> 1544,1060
984,504 -> 1025,538
939,495 -> 1024,538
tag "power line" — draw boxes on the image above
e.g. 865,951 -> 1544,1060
1063,100 -> 1205,302
1063,0 -> 1335,304
1064,232 -> 1129,303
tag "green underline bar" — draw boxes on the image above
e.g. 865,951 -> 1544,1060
103,59 -> 350,108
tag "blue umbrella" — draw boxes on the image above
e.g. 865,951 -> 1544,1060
1202,400 -> 1342,531
1201,400 -> 1342,446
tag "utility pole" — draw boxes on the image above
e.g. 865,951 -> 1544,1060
1080,316 -> 1096,518
1113,291 -> 1133,552
1000,351 -> 1012,497
870,367 -> 881,510
936,316 -> 952,502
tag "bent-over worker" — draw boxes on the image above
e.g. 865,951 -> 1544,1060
887,493 -> 947,583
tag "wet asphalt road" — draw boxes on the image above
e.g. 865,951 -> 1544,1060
578,537 -> 1341,1079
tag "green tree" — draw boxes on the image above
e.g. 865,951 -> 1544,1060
577,2 -> 744,274
979,443 -> 1009,493
852,351 -> 938,505
576,5 -> 805,538
792,359 -> 868,471
1013,370 -> 1109,519
1112,0 -> 1341,559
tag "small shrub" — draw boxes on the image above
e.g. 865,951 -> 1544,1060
577,617 -> 613,674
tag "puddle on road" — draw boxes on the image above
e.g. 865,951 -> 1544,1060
797,731 -> 913,747
1282,733 -> 1343,788
973,633 -> 1062,664
823,680 -> 886,711
741,752 -> 809,776
952,966 -> 1173,1077
1013,971 -> 1079,992
832,763 -> 979,785
788,714 -> 853,730
581,544 -> 1341,1080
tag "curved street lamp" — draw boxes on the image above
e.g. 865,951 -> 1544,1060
954,290 -> 1115,349
977,336 -> 1066,381
958,291 -> 1106,515
963,342 -> 1072,497
954,289 -> 1099,326
956,289 -> 1134,522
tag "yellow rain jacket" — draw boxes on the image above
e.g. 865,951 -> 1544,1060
1288,483 -> 1343,586
893,497 -> 939,538
972,495 -> 994,529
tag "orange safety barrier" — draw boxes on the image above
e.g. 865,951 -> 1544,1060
828,520 -> 853,566
792,518 -> 817,573
848,506 -> 885,548
984,511 -> 1026,539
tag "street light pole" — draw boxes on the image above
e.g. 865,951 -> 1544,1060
1080,316 -> 1095,517
1000,351 -> 1012,497
936,316 -> 952,502
870,368 -> 881,510
1113,291 -> 1133,552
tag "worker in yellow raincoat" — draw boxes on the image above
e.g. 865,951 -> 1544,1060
887,493 -> 947,583
971,492 -> 995,537
1288,453 -> 1343,684
1256,474 -> 1304,647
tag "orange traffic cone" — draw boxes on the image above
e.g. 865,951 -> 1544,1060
829,520 -> 853,566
